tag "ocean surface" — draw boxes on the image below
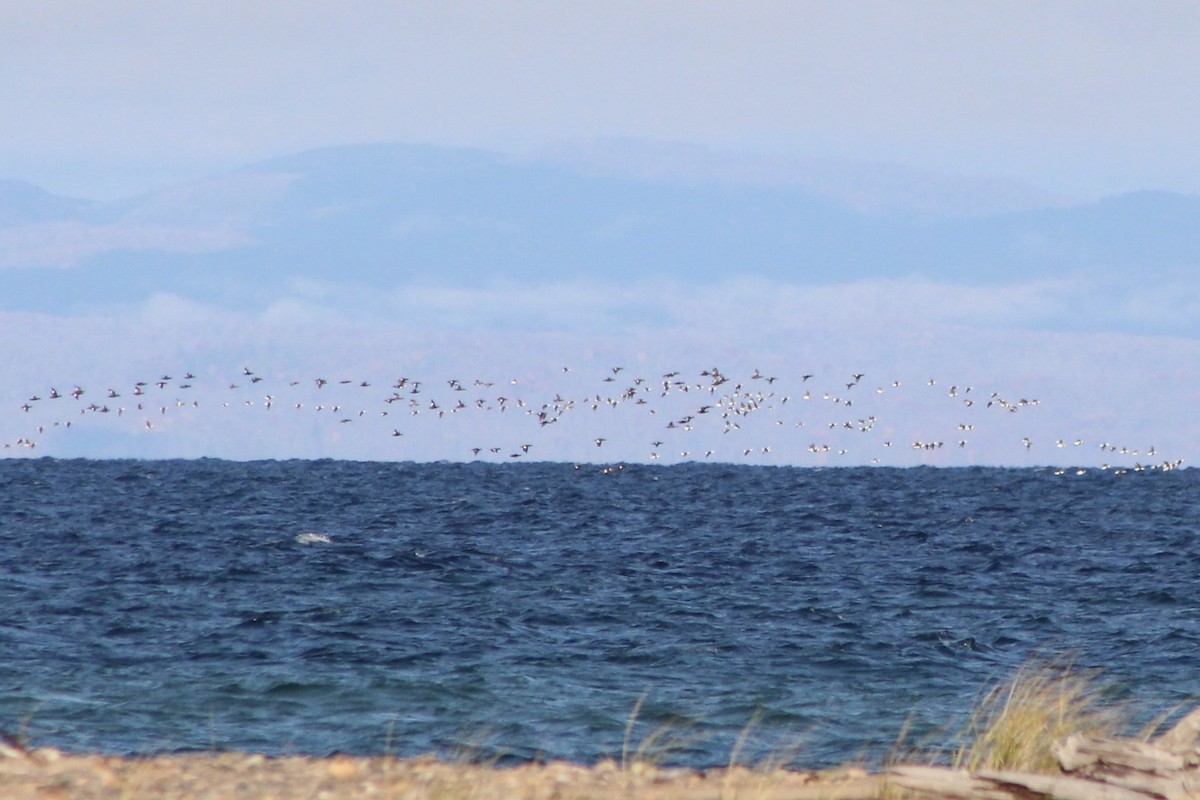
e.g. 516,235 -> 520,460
1,459 -> 1197,768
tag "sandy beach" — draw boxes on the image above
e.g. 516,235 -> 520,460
0,748 -> 883,800
6,699 -> 1196,800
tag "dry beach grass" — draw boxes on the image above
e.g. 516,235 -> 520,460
1,664 -> 1192,800
950,661 -> 1127,773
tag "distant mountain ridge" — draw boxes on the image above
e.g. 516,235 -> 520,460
0,178 -> 96,226
531,138 -> 1074,217
1,141 -> 1199,323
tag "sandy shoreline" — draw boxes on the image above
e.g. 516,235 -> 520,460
0,748 -> 884,800
8,687 -> 1194,800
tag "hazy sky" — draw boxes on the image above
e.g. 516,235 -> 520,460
2,2 -> 1198,467
4,2 -> 1200,200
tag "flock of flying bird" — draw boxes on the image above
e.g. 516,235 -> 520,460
1,362 -> 1185,472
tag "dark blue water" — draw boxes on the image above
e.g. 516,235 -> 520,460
1,460 -> 1197,767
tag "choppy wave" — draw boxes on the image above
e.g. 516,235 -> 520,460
0,459 -> 1196,766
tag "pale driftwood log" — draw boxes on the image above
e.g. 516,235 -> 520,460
1055,734 -> 1187,773
889,764 -> 1157,800
1041,706 -> 1200,800
1052,734 -> 1196,798
886,765 -> 1025,800
1158,707 -> 1200,755
885,706 -> 1200,799
979,767 -> 1160,800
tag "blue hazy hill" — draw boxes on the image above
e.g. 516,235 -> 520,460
2,142 -> 1199,321
0,178 -> 95,226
